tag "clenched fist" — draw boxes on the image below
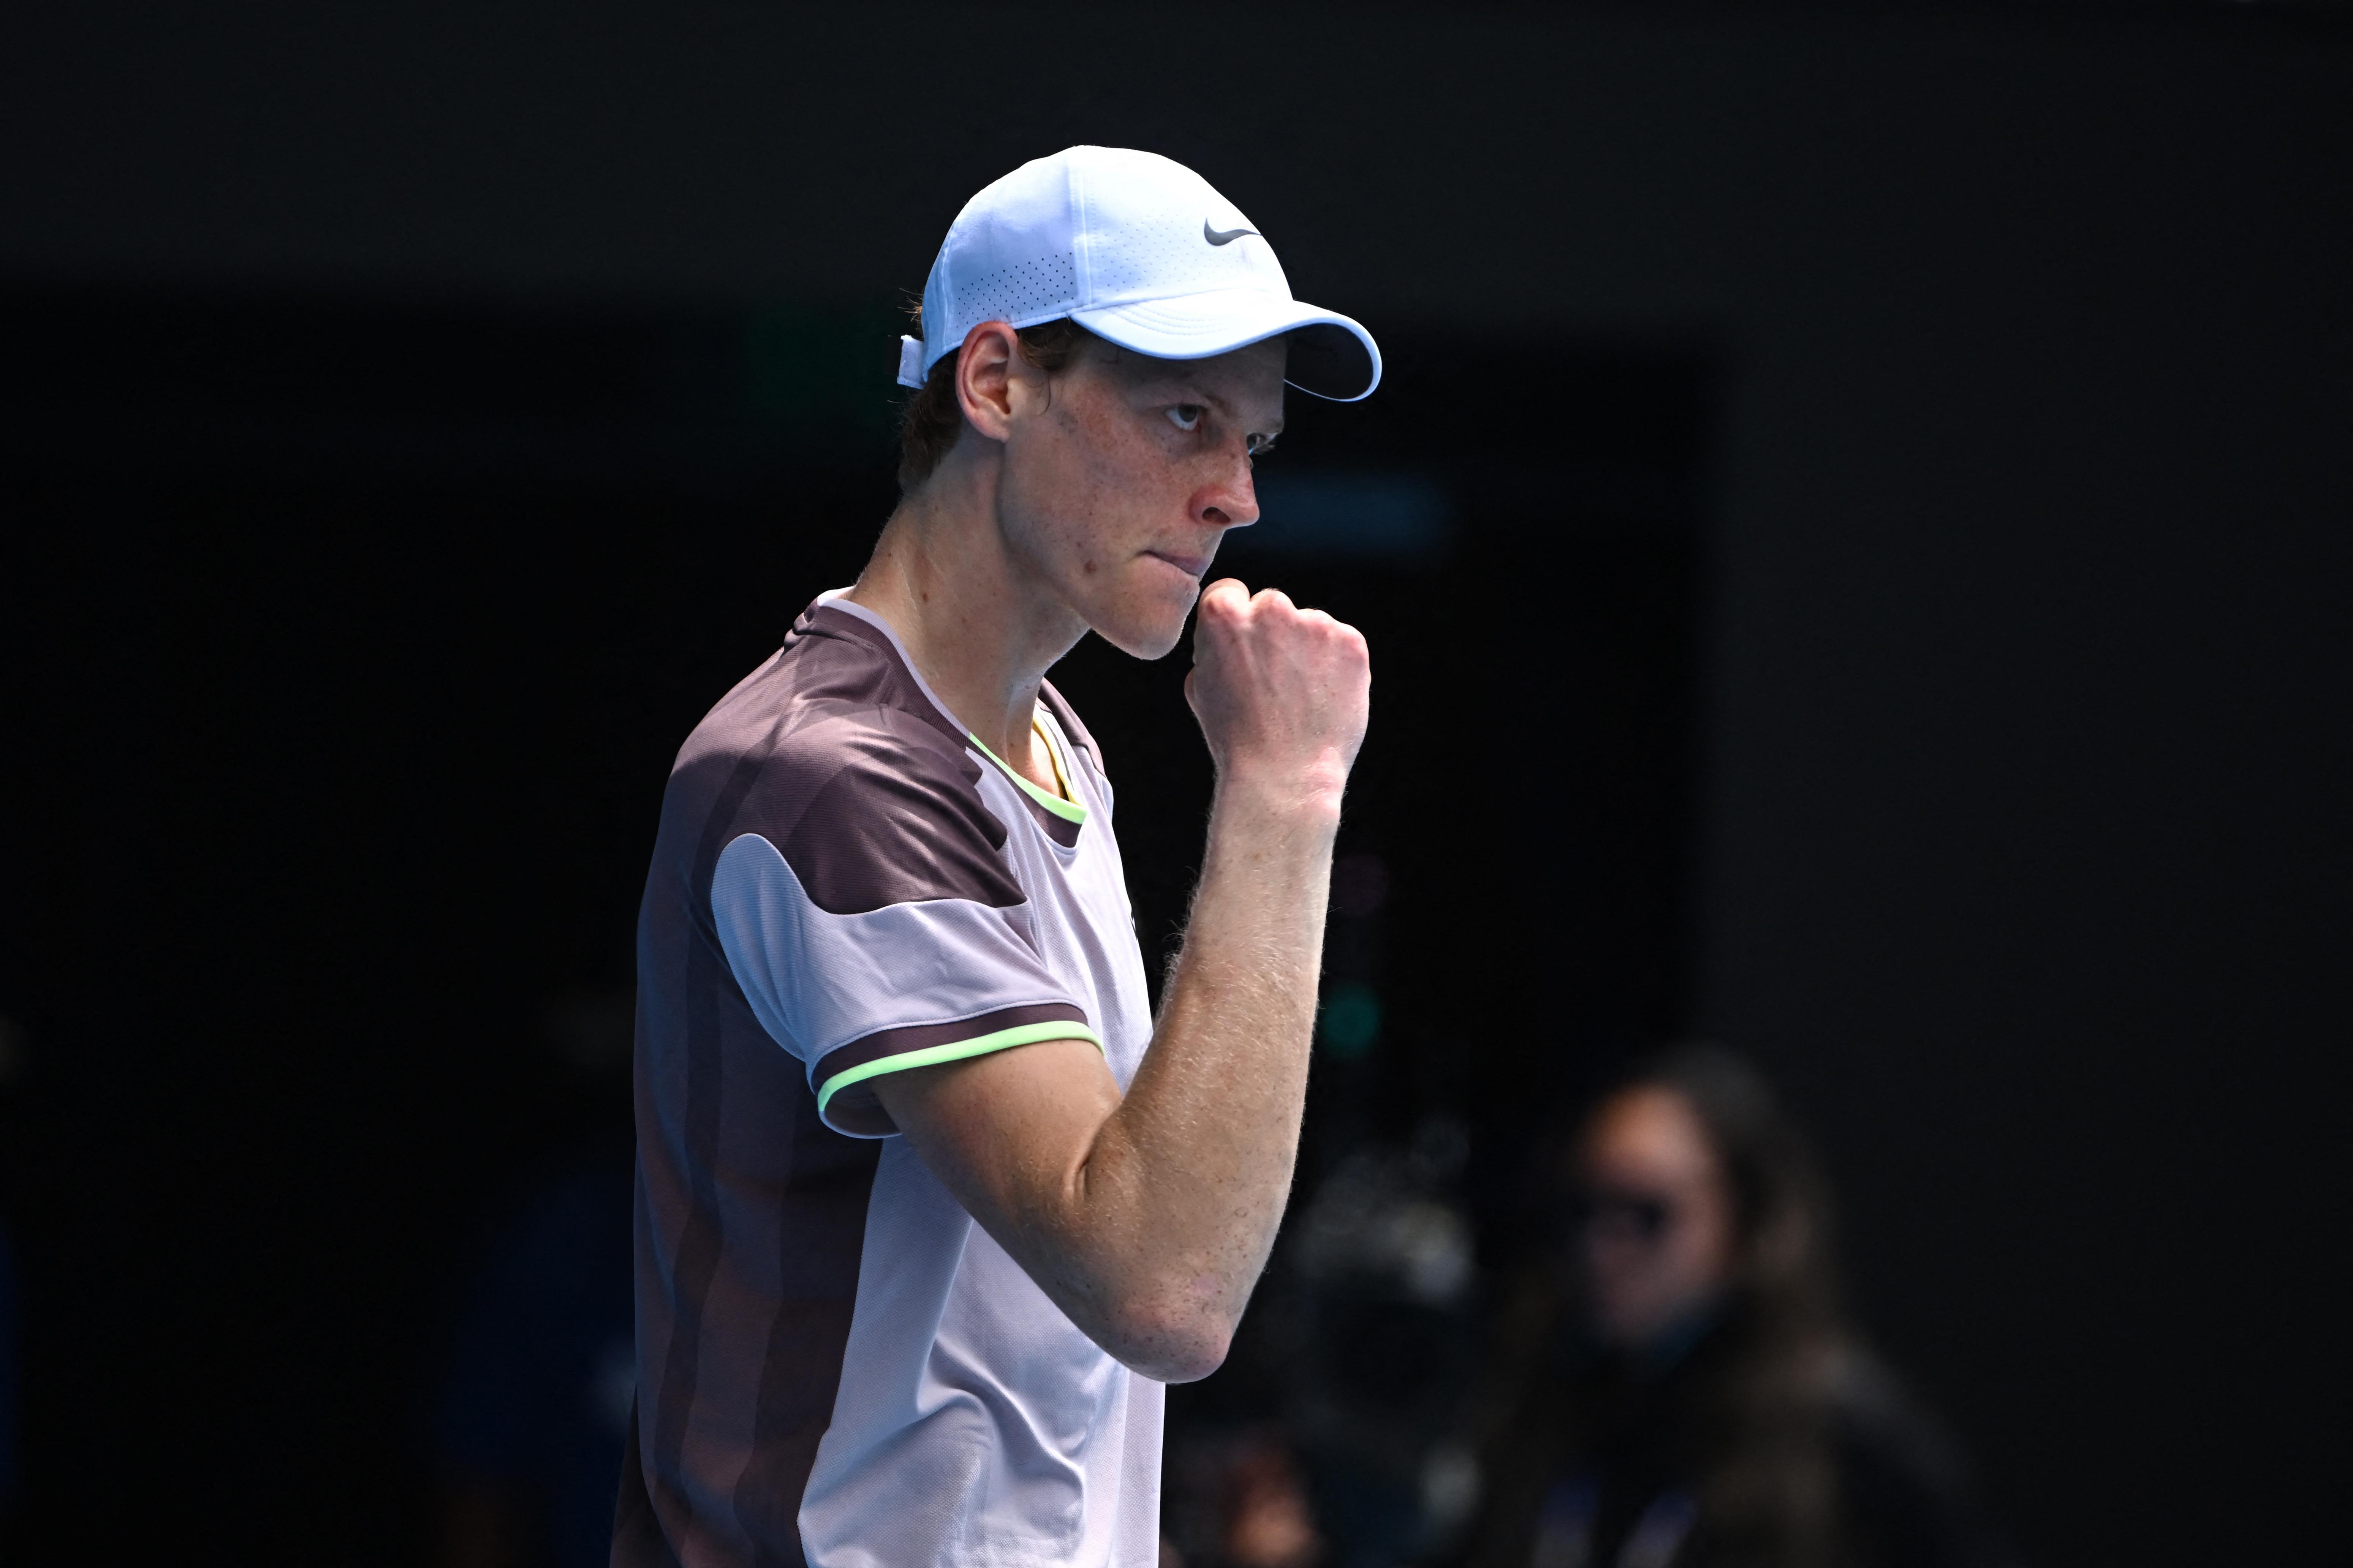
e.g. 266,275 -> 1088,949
1184,579 -> 1371,813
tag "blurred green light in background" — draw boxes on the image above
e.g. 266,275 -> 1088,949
1318,982 -> 1381,1060
744,303 -> 905,446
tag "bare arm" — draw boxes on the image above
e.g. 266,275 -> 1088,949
871,579 -> 1369,1382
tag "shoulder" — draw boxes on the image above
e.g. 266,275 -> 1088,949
680,602 -> 1024,914
1828,1352 -> 2005,1567
1828,1353 -> 1961,1483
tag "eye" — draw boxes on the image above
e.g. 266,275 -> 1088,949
1166,404 -> 1204,433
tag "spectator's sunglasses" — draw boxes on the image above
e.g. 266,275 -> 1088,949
1565,1188 -> 1676,1244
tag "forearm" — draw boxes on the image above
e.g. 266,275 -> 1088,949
1067,778 -> 1337,1367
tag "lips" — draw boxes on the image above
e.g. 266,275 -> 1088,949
1145,549 -> 1214,580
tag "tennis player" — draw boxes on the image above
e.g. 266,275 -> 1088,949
614,146 -> 1381,1568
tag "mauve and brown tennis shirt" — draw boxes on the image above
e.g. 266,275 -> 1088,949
613,591 -> 1163,1568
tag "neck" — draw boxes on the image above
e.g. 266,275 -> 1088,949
844,455 -> 1087,763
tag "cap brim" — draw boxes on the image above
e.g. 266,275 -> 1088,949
1069,289 -> 1382,402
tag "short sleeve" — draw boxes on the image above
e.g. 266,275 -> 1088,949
711,831 -> 1099,1136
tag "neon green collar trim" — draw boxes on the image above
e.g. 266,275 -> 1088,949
966,727 -> 1088,825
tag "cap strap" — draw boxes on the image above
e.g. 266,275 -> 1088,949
896,335 -> 926,389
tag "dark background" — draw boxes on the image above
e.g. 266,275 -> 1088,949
2,3 -> 2348,1565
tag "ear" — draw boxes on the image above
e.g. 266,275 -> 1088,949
954,320 -> 1035,444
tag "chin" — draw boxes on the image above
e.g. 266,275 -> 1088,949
1093,611 -> 1190,662
1083,579 -> 1198,661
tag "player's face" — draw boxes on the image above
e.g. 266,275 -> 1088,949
997,336 -> 1286,660
1570,1086 -> 1737,1351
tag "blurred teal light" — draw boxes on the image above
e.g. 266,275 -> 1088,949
1318,982 -> 1382,1060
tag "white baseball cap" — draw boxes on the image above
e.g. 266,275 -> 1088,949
897,146 -> 1381,402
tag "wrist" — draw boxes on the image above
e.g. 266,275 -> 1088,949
1210,762 -> 1348,829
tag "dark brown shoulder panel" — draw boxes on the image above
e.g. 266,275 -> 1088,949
683,601 -> 1027,917
774,733 -> 1024,914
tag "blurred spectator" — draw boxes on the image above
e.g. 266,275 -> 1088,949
432,1162 -> 634,1568
1163,1426 -> 1327,1568
0,1213 -> 16,1524
432,993 -> 636,1568
0,1012 -> 25,1535
1455,1047 -> 2006,1568
1290,1121 -> 1483,1566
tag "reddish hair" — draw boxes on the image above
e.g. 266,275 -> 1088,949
896,314 -> 1095,491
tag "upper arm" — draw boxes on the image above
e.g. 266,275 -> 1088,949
871,1037 -> 1124,1261
870,1033 -> 1239,1383
878,1040 -> 1227,1379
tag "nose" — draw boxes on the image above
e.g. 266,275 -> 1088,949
1196,452 -> 1261,531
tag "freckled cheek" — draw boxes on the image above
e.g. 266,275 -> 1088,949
1043,409 -> 1184,586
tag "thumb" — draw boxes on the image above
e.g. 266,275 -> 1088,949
1196,577 -> 1250,632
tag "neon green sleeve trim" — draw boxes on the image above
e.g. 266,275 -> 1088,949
816,1021 -> 1106,1118
965,731 -> 1089,825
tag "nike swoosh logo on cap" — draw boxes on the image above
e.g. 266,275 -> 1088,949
1203,221 -> 1259,247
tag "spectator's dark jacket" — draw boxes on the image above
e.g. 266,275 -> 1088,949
1459,1299 -> 2006,1568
